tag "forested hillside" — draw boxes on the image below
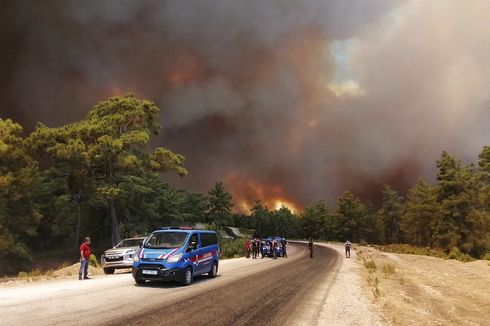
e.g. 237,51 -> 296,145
1,95 -> 489,275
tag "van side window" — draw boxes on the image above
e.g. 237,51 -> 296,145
188,234 -> 199,250
201,233 -> 218,247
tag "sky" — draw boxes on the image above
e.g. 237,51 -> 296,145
1,0 -> 490,212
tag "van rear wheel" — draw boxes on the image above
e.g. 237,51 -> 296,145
182,267 -> 193,286
208,262 -> 218,278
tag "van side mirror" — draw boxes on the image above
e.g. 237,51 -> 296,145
138,241 -> 143,248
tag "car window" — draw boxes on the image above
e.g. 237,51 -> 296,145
144,232 -> 188,249
201,233 -> 218,247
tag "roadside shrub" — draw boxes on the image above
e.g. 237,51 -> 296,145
381,263 -> 396,277
447,247 -> 474,262
372,276 -> 381,299
481,252 -> 490,261
219,238 -> 246,259
89,254 -> 99,267
364,259 -> 377,270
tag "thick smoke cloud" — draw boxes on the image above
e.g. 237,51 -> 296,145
2,0 -> 489,211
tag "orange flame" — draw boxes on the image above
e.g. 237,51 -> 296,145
225,173 -> 299,214
167,52 -> 205,87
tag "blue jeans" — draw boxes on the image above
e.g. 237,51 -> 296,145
79,259 -> 89,278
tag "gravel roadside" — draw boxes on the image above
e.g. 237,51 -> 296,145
292,243 -> 385,326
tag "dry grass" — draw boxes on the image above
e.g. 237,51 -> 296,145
358,246 -> 490,326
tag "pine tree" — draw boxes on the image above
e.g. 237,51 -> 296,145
0,119 -> 42,274
401,179 -> 438,247
207,182 -> 233,227
433,151 -> 478,252
336,191 -> 370,242
379,185 -> 404,244
28,95 -> 187,246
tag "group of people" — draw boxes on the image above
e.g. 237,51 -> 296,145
245,238 -> 288,259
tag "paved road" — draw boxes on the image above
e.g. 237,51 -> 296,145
2,243 -> 341,325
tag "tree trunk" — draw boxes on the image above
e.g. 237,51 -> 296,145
109,197 -> 121,246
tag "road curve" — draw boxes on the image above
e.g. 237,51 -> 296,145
1,243 -> 341,325
112,243 -> 341,326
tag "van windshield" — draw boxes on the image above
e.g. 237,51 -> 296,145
144,232 -> 188,249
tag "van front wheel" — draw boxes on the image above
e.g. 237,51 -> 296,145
208,262 -> 218,278
182,267 -> 193,286
103,268 -> 115,275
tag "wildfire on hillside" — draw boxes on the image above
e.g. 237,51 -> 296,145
225,173 -> 299,214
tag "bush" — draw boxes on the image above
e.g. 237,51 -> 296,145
447,247 -> 474,262
481,252 -> 490,261
364,259 -> 377,270
219,238 -> 246,259
89,254 -> 100,267
381,263 -> 396,276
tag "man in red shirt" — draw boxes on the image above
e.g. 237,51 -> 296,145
79,237 -> 91,280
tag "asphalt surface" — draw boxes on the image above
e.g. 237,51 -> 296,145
112,243 -> 341,326
2,243 -> 342,326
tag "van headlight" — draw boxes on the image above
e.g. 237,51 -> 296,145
133,255 -> 139,262
167,253 -> 182,263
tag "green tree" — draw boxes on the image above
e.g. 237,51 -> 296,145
0,119 -> 42,274
379,185 -> 404,244
301,201 -> 334,240
336,191 -> 370,242
179,191 -> 209,225
29,95 -> 187,245
433,151 -> 478,252
272,205 -> 296,237
401,179 -> 438,247
251,201 -> 273,237
207,181 -> 233,227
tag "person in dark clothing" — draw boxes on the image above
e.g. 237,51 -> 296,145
281,239 -> 288,258
345,240 -> 351,258
271,239 -> 277,259
79,237 -> 91,280
308,239 -> 314,258
251,239 -> 258,259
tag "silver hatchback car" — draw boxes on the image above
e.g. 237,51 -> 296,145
101,237 -> 145,274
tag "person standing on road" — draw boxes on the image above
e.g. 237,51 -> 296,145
308,239 -> 314,258
260,240 -> 266,259
272,239 -> 278,259
251,239 -> 258,259
281,238 -> 288,258
245,239 -> 252,258
79,237 -> 91,280
345,240 -> 351,258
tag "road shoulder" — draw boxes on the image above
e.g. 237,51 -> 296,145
291,243 -> 385,326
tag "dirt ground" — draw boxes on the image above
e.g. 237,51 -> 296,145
1,263 -> 107,285
356,246 -> 490,326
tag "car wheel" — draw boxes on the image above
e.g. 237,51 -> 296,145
208,262 -> 218,278
103,268 -> 115,275
182,267 -> 193,286
135,278 -> 146,285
